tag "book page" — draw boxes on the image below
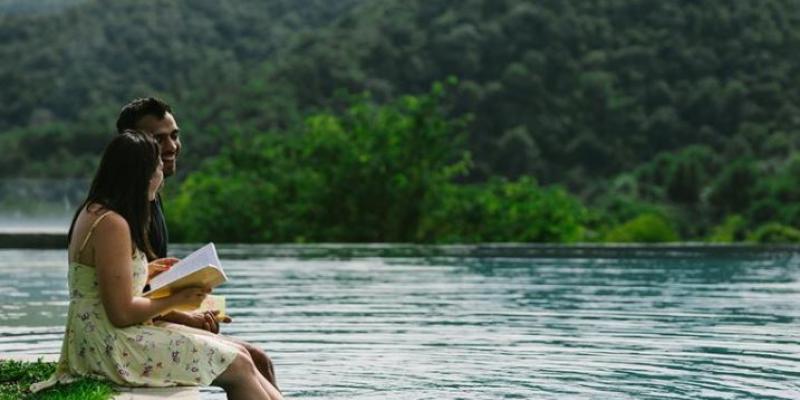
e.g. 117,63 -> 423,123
144,266 -> 226,299
188,294 -> 227,317
147,243 -> 224,293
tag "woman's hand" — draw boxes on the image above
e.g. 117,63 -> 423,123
171,287 -> 209,309
147,257 -> 180,280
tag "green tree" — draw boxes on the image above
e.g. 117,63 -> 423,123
605,213 -> 679,243
707,215 -> 748,243
749,223 -> 800,244
419,177 -> 586,243
168,83 -> 471,243
709,160 -> 758,216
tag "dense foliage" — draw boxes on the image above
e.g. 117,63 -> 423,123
2,0 -> 800,242
168,83 -> 586,243
0,0 -> 360,178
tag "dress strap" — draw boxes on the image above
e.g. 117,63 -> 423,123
78,211 -> 113,254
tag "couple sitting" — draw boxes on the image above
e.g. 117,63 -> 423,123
32,98 -> 283,400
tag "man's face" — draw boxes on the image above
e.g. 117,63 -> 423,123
136,112 -> 181,177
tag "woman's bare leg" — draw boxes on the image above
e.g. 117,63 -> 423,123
213,351 -> 272,400
226,343 -> 282,398
234,340 -> 279,390
154,322 -> 280,390
255,370 -> 283,399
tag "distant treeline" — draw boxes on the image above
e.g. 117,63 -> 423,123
165,84 -> 800,244
1,0 -> 799,242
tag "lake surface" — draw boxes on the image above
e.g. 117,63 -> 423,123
1,245 -> 799,399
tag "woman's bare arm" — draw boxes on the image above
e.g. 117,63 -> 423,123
93,213 -> 205,328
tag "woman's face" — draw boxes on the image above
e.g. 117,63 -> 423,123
148,160 -> 164,201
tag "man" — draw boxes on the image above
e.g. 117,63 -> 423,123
115,97 -> 278,389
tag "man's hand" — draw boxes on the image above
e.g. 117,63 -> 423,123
147,257 -> 180,280
181,310 -> 232,334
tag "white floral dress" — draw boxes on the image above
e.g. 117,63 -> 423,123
31,212 -> 238,392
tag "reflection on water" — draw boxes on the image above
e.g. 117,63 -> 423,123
1,245 -> 799,399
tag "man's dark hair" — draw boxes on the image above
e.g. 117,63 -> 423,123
116,97 -> 173,133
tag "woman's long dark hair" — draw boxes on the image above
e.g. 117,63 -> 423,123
68,130 -> 161,259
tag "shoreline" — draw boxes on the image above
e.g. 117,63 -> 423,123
1,233 -> 798,258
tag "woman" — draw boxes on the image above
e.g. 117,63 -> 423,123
32,131 -> 283,400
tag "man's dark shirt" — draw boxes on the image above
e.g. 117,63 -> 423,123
149,194 -> 169,261
143,195 -> 168,294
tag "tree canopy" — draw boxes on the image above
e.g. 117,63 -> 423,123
2,0 -> 799,242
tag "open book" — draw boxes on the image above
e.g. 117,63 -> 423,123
143,243 -> 228,307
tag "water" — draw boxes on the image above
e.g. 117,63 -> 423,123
0,178 -> 85,233
1,245 -> 799,399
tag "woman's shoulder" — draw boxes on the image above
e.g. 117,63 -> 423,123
87,209 -> 134,258
84,206 -> 129,237
70,205 -> 132,262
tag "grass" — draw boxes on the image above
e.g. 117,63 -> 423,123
0,360 -> 115,400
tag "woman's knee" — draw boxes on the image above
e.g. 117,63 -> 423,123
235,351 -> 257,370
235,345 -> 254,363
215,352 -> 256,387
240,341 -> 271,363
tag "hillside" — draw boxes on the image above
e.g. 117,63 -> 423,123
2,0 -> 800,241
2,0 -> 799,183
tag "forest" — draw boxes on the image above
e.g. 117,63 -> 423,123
1,0 -> 799,243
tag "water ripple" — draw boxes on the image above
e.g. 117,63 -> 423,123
0,246 -> 798,399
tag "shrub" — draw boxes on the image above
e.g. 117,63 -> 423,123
418,177 -> 586,243
604,213 -> 679,243
707,215 -> 748,243
748,223 -> 800,244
